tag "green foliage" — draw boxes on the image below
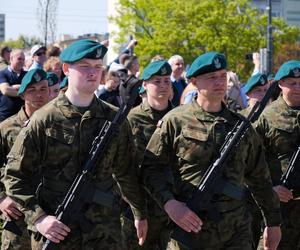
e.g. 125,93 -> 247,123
111,0 -> 300,80
0,35 -> 42,50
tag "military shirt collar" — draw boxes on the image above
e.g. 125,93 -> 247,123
191,99 -> 237,126
142,99 -> 172,121
57,92 -> 106,119
17,106 -> 30,127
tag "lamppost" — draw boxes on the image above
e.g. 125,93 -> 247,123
266,0 -> 273,75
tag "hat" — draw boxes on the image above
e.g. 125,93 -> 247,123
139,85 -> 146,95
274,60 -> 300,81
59,76 -> 68,89
109,62 -> 127,73
242,73 -> 268,94
31,44 -> 46,56
46,72 -> 59,87
18,69 -> 47,95
186,51 -> 227,78
141,60 -> 172,81
60,39 -> 107,63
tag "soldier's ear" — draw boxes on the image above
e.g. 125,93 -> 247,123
190,77 -> 197,86
62,63 -> 70,76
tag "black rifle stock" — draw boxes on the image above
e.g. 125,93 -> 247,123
28,75 -> 141,250
170,82 -> 278,249
280,145 -> 300,195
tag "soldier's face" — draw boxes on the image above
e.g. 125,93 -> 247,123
279,77 -> 300,106
194,70 -> 227,102
48,83 -> 60,101
64,59 -> 104,95
144,75 -> 172,101
247,84 -> 269,102
23,80 -> 49,110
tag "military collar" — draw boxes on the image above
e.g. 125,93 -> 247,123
18,106 -> 30,127
57,92 -> 106,119
191,99 -> 237,126
142,99 -> 172,120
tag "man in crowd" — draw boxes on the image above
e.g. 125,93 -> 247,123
256,60 -> 300,250
142,51 -> 281,250
0,49 -> 26,121
0,68 -> 50,250
124,60 -> 173,249
3,39 -> 147,249
28,44 -> 47,70
168,55 -> 187,106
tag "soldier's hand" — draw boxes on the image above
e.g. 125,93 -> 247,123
35,215 -> 71,244
273,185 -> 293,202
263,226 -> 281,250
0,196 -> 23,220
164,199 -> 202,233
134,219 -> 148,246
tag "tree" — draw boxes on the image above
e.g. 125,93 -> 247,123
0,35 -> 42,49
37,0 -> 59,46
111,0 -> 300,80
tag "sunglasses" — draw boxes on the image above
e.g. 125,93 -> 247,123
36,51 -> 46,56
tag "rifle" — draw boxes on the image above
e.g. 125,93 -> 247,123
280,145 -> 300,197
29,75 -> 141,250
170,81 -> 278,249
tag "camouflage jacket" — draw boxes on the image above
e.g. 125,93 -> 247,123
128,100 -> 172,166
3,92 -> 146,228
0,106 -> 29,199
142,99 -> 281,226
256,96 -> 300,185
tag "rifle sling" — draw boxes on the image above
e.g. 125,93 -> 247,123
41,178 -> 115,208
219,179 -> 247,201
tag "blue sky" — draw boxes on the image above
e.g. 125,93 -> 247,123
0,0 -> 108,41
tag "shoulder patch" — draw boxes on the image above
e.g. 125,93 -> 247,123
157,120 -> 163,128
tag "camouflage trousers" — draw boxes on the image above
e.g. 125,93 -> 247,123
1,219 -> 31,250
167,206 -> 253,250
31,215 -> 123,250
278,200 -> 300,250
122,214 -> 169,250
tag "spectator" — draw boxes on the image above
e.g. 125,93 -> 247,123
168,55 -> 187,106
44,56 -> 63,80
46,44 -> 61,58
0,49 -> 26,121
0,46 -> 12,71
28,44 -> 47,70
123,55 -> 140,77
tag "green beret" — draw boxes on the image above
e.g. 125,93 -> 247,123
139,85 -> 146,94
18,69 -> 47,95
186,51 -> 227,78
242,73 -> 268,94
46,72 -> 59,87
275,60 -> 300,81
59,76 -> 68,89
60,39 -> 108,63
141,60 -> 172,81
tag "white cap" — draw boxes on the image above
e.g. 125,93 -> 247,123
109,62 -> 127,73
30,44 -> 46,57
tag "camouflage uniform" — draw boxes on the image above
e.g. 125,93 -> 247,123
240,106 -> 264,250
122,100 -> 172,250
3,92 -> 146,250
256,96 -> 300,250
142,99 -> 281,250
0,107 -> 31,250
